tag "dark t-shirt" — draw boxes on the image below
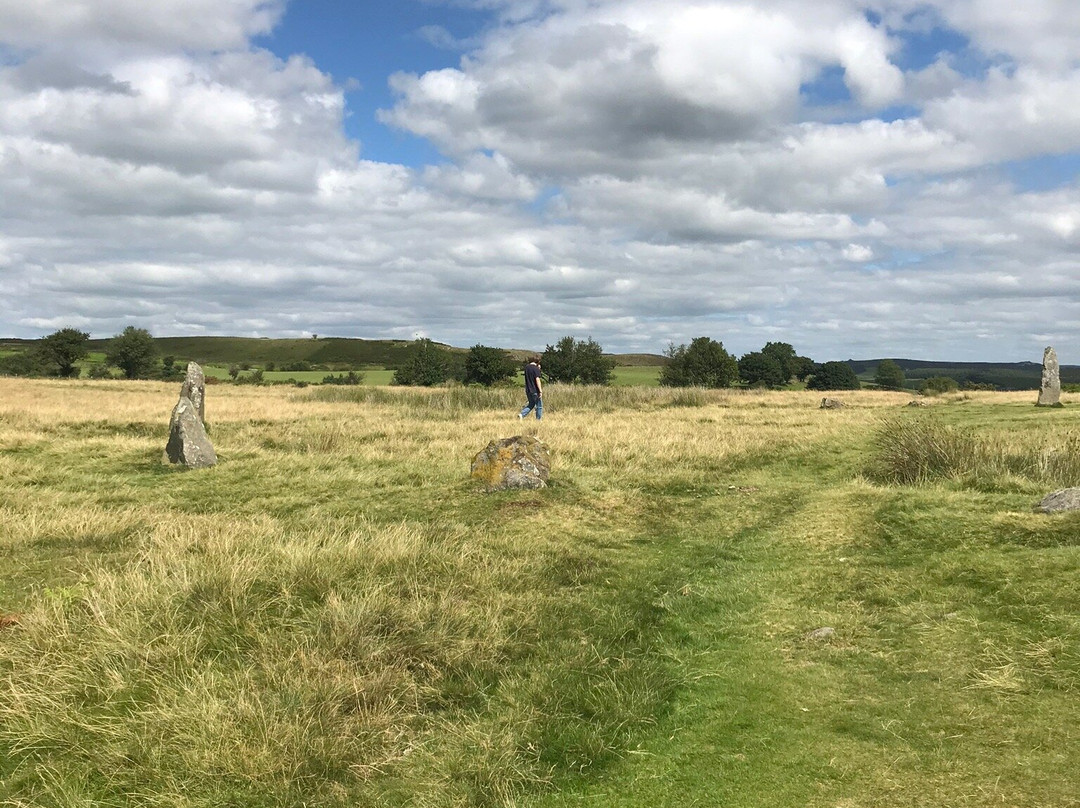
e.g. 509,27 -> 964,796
525,363 -> 541,400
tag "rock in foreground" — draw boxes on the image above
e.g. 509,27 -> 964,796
820,398 -> 845,410
166,396 -> 217,469
471,436 -> 550,491
1034,488 -> 1080,513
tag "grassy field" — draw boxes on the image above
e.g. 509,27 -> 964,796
2,381 -> 1080,806
610,366 -> 662,386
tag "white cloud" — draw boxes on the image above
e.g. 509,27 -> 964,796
843,244 -> 874,262
0,0 -> 284,53
1,0 -> 1080,362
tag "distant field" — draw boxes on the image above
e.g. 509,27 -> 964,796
610,365 -> 662,386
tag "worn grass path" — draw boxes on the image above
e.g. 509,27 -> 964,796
531,402 -> 1080,808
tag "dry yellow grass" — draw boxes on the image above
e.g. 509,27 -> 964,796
4,378 -> 1080,808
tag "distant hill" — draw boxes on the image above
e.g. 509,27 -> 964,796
848,358 -> 1080,391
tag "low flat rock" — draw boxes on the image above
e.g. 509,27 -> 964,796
165,396 -> 217,468
820,398 -> 845,409
1034,487 -> 1080,513
471,435 -> 550,491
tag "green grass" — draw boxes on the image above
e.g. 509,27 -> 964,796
610,366 -> 661,386
3,385 -> 1080,806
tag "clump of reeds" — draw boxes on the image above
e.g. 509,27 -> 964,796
870,417 -> 1080,488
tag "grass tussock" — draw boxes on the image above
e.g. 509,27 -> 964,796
870,415 -> 1080,488
0,513 -> 673,807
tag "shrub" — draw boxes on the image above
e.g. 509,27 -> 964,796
0,351 -> 45,377
234,368 -> 265,385
322,371 -> 364,386
160,355 -> 184,381
919,376 -> 958,396
87,363 -> 113,379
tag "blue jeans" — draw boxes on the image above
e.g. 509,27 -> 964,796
519,396 -> 542,420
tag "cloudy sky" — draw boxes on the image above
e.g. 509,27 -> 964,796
2,0 -> 1079,360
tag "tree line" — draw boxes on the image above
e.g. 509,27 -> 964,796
0,327 -> 179,381
4,328 -> 929,392
394,335 -> 865,390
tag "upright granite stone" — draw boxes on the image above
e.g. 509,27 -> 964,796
166,396 -> 217,468
471,435 -> 550,491
180,361 -> 207,424
1037,346 -> 1061,407
165,361 -> 216,468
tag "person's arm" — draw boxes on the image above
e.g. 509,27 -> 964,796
536,372 -> 542,397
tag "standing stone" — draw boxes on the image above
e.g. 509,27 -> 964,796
1037,347 -> 1061,406
165,361 -> 215,468
471,436 -> 550,491
180,361 -> 207,424
166,396 -> 217,468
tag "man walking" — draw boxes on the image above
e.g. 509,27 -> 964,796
518,356 -> 543,420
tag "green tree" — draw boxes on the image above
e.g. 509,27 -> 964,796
874,359 -> 905,390
738,351 -> 786,388
160,355 -> 184,381
464,344 -> 518,386
660,337 -> 739,388
105,326 -> 158,379
39,328 -> 89,378
806,361 -> 860,391
791,355 -> 816,382
393,338 -> 450,386
542,336 -> 615,385
919,375 -> 958,396
760,341 -> 797,382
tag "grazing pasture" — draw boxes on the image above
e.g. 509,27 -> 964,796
2,379 -> 1079,807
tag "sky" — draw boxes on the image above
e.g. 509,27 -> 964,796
1,0 -> 1079,361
